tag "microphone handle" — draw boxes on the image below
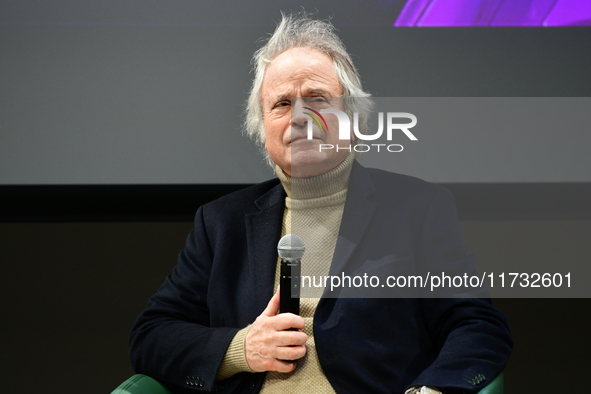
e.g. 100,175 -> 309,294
280,259 -> 300,315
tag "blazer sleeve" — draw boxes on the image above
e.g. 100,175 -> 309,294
129,206 -> 240,392
410,187 -> 513,392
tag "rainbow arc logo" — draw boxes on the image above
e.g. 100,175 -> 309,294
303,107 -> 329,132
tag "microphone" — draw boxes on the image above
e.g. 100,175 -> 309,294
278,234 -> 305,315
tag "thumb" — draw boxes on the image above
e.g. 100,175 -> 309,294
262,287 -> 281,317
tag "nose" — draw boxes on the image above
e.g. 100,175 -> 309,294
291,98 -> 308,128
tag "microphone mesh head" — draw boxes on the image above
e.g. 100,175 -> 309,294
277,234 -> 305,261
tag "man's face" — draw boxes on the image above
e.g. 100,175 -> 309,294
260,47 -> 351,177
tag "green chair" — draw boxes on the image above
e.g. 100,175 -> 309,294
478,373 -> 504,394
111,373 -> 504,393
111,374 -> 172,394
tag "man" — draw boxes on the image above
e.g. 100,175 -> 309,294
130,13 -> 512,394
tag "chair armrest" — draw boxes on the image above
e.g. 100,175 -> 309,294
111,374 -> 173,394
112,372 -> 503,394
477,373 -> 504,394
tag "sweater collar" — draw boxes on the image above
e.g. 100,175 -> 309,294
276,153 -> 355,200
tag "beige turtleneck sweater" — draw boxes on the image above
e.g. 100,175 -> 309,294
216,153 -> 355,393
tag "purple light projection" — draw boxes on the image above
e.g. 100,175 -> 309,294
394,0 -> 591,26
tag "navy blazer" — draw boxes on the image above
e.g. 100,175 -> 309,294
130,161 -> 512,393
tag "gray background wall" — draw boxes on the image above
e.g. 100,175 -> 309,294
2,2 -> 590,184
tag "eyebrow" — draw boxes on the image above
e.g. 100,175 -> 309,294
274,94 -> 290,102
274,89 -> 331,102
304,89 -> 329,96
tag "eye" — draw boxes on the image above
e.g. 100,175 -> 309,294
308,97 -> 327,103
274,100 -> 290,108
304,96 -> 330,108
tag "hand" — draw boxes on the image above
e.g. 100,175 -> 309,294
245,288 -> 307,372
405,387 -> 442,394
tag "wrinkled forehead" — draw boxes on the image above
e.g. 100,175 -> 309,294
261,48 -> 342,99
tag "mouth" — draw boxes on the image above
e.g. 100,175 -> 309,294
289,133 -> 322,144
291,136 -> 315,143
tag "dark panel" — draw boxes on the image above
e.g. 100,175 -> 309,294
2,183 -> 591,222
0,184 -> 250,222
1,222 -> 589,393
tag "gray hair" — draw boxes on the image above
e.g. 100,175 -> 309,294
244,12 -> 372,165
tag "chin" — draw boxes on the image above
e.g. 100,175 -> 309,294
289,150 -> 334,177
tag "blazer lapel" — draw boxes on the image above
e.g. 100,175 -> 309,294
328,161 -> 377,279
245,184 -> 285,313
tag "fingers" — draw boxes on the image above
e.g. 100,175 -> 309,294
261,288 -> 304,331
273,344 -> 307,361
245,289 -> 308,373
274,329 -> 307,347
246,323 -> 308,352
262,287 -> 281,317
275,360 -> 298,373
255,356 -> 299,373
268,313 -> 305,332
